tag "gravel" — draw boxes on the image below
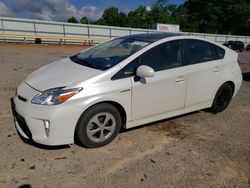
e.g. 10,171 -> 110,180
0,43 -> 249,188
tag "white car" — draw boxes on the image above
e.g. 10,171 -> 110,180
11,33 -> 242,148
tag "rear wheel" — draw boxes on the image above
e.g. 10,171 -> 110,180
211,83 -> 233,113
75,103 -> 121,148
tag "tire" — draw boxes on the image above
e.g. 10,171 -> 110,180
211,83 -> 233,113
75,103 -> 122,148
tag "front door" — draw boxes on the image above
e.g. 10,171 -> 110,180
131,40 -> 188,120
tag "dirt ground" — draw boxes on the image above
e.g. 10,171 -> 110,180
0,43 -> 250,188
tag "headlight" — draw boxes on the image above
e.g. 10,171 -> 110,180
31,87 -> 82,105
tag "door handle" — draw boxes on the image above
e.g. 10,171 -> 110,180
175,76 -> 186,83
213,67 -> 220,72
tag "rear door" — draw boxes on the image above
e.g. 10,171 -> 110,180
184,39 -> 225,107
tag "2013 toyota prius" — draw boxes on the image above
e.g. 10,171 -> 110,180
11,33 -> 242,148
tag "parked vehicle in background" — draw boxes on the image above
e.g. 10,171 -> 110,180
11,33 -> 242,148
223,41 -> 244,52
246,44 -> 250,51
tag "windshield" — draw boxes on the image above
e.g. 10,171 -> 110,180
70,38 -> 149,70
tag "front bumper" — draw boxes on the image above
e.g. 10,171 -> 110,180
11,82 -> 83,146
11,98 -> 32,140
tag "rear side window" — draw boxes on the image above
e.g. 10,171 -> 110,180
185,39 -> 215,65
140,40 -> 182,71
214,45 -> 225,59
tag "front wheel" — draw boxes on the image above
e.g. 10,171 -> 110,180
75,103 -> 122,148
211,83 -> 233,113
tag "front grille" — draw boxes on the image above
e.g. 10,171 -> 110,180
18,95 -> 27,102
16,112 -> 32,139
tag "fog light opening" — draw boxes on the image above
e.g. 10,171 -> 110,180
43,120 -> 50,137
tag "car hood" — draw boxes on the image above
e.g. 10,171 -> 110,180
25,58 -> 102,91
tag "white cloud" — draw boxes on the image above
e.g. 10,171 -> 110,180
1,0 -> 103,21
79,6 -> 103,20
146,6 -> 151,12
0,1 -> 15,17
41,0 -> 78,21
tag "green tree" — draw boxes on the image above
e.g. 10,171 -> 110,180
67,16 -> 78,23
127,6 -> 151,29
80,16 -> 89,24
183,0 -> 250,34
66,0 -> 250,35
119,12 -> 128,27
172,3 -> 189,31
95,7 -> 122,26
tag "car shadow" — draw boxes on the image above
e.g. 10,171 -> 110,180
242,72 -> 250,81
18,184 -> 32,188
120,110 -> 200,133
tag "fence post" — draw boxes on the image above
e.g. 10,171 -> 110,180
33,22 -> 37,35
63,24 -> 66,44
129,29 -> 131,35
87,25 -> 90,38
1,18 -> 5,42
109,27 -> 112,39
1,18 -> 4,34
63,24 -> 65,36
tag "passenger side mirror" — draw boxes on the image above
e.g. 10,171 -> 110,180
136,65 -> 155,78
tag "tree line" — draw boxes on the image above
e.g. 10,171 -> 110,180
67,0 -> 250,35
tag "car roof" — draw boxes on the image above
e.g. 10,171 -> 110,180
121,32 -> 185,43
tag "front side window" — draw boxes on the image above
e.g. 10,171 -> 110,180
70,38 -> 149,71
185,39 -> 215,65
111,58 -> 139,80
140,40 -> 182,71
112,40 -> 182,80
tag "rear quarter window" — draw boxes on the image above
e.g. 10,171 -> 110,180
185,39 -> 225,65
213,45 -> 225,60
185,39 -> 214,65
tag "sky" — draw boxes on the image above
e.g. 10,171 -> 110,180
0,0 -> 186,22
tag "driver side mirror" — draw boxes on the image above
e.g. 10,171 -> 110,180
136,65 -> 155,78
